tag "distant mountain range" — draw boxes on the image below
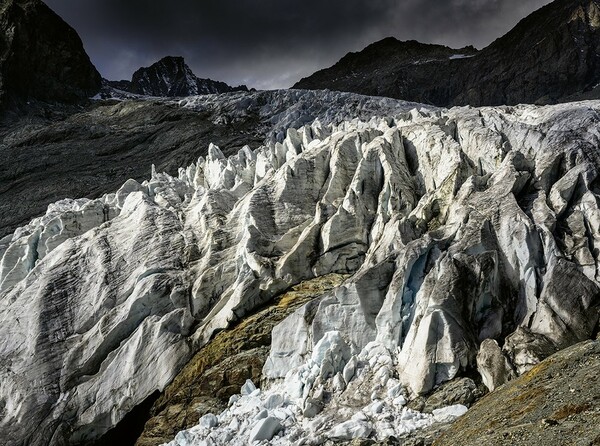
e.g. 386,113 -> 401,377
295,0 -> 600,106
3,0 -> 600,110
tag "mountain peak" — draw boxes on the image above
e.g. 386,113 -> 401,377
159,55 -> 185,62
151,55 -> 190,71
131,56 -> 197,96
109,56 -> 248,97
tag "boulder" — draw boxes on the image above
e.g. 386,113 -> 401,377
477,339 -> 516,391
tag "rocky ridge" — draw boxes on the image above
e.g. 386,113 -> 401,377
436,339 -> 600,445
106,56 -> 248,98
1,99 -> 600,444
295,0 -> 600,106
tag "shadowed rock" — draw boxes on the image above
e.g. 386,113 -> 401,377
295,0 -> 600,106
0,0 -> 101,110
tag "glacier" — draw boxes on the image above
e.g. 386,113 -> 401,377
1,98 -> 600,445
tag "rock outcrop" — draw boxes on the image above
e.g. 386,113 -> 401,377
0,0 -> 101,110
294,0 -> 600,106
106,56 -> 247,97
1,99 -> 600,445
435,339 -> 600,446
476,339 -> 516,391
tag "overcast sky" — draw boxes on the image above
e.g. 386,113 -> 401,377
44,0 -> 552,90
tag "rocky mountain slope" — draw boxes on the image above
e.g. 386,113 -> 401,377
106,56 -> 248,97
436,339 -> 600,445
0,0 -> 101,110
295,0 -> 600,107
1,99 -> 600,445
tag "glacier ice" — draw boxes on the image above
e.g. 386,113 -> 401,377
1,99 -> 600,444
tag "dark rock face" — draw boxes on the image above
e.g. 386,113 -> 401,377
295,38 -> 478,104
0,0 -> 101,109
294,0 -> 600,106
108,56 -> 248,97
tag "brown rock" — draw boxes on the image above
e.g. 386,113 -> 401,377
434,340 -> 600,446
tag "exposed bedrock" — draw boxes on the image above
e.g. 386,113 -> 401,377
1,101 -> 600,444
0,0 -> 101,109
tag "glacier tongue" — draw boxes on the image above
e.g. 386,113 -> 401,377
1,100 -> 600,444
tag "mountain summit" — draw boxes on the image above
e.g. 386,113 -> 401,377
295,0 -> 600,106
107,56 -> 248,97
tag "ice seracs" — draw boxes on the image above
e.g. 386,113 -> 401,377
162,339 -> 468,446
1,100 -> 600,445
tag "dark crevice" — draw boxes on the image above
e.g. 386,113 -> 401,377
592,316 -> 600,341
514,178 -> 539,218
82,390 -> 161,446
402,136 -> 421,178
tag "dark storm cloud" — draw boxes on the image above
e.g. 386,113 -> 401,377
44,0 -> 552,89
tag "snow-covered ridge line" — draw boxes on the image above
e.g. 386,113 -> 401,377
1,100 -> 600,445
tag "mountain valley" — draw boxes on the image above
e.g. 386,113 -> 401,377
1,1 -> 600,445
